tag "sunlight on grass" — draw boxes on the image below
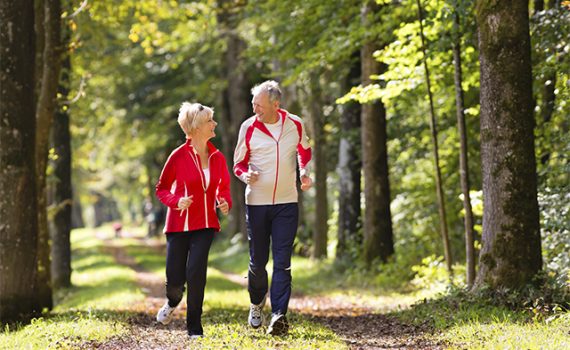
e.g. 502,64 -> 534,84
393,291 -> 570,349
443,313 -> 570,349
1,314 -> 128,350
0,227 -> 143,350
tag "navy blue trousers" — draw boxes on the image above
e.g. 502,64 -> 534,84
246,203 -> 298,315
165,229 -> 214,335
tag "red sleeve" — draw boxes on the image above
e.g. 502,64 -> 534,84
217,155 -> 233,210
155,152 -> 182,209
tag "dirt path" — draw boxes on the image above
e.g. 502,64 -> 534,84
221,270 -> 443,350
81,237 -> 443,349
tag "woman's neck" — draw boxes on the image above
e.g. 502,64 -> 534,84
189,136 -> 208,155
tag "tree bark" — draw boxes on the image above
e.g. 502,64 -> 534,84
308,76 -> 328,259
71,187 -> 85,229
361,1 -> 394,265
538,0 -> 559,166
451,3 -> 476,287
416,0 -> 452,273
475,0 -> 542,289
0,0 -> 41,322
35,0 -> 63,310
49,52 -> 72,289
217,0 -> 248,239
336,52 -> 362,260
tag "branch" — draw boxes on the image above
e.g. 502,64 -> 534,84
65,0 -> 88,19
63,75 -> 87,105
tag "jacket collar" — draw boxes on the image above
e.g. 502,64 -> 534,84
185,138 -> 219,157
253,109 -> 288,139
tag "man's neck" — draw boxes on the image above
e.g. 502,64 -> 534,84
263,111 -> 280,124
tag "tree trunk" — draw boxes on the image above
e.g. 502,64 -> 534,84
49,52 -> 72,289
308,76 -> 328,259
217,0 -> 248,240
416,0 -> 452,273
336,52 -> 362,260
0,0 -> 41,322
538,0 -> 559,166
475,0 -> 542,289
35,0 -> 62,310
71,187 -> 85,229
451,3 -> 476,287
361,1 -> 394,265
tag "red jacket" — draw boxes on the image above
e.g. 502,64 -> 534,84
156,139 -> 232,233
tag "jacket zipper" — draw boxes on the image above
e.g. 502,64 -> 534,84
272,141 -> 280,204
190,148 -> 218,229
204,152 -> 216,227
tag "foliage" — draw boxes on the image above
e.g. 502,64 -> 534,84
539,188 -> 570,288
65,0 -> 570,288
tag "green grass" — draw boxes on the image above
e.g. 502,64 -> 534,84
392,290 -> 570,349
0,226 -> 144,350
3,226 -> 569,349
209,239 -> 421,310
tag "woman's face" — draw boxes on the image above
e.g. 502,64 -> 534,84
194,114 -> 217,140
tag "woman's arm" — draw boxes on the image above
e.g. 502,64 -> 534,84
155,152 -> 183,208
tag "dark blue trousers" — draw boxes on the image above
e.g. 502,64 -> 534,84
165,229 -> 214,335
246,203 -> 298,315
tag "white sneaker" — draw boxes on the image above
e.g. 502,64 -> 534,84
248,296 -> 266,328
156,302 -> 176,325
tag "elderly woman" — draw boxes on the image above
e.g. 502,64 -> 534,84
155,102 -> 232,339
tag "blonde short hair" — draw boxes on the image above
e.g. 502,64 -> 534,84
177,102 -> 213,136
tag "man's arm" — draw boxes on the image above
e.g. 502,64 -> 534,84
233,122 -> 251,184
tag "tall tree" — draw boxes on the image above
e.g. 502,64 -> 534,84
475,0 -> 542,289
217,0 -> 248,239
535,0 -> 560,166
336,53 -> 362,260
416,0 -> 452,273
35,0 -> 63,310
307,74 -> 329,259
0,0 -> 40,322
361,0 -> 394,265
49,49 -> 72,289
451,0 -> 476,286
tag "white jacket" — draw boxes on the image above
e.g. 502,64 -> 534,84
233,109 -> 312,205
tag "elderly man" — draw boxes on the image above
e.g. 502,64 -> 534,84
233,80 -> 313,336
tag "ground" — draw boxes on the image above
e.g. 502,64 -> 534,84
78,234 -> 443,349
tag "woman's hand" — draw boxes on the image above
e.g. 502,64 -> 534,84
177,196 -> 193,211
217,198 -> 229,215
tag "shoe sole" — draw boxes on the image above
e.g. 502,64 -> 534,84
267,321 -> 288,336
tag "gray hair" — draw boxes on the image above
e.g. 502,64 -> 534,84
251,80 -> 282,103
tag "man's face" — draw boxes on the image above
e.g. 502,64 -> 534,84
252,92 -> 278,123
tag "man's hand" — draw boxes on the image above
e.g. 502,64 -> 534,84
177,195 -> 193,211
217,198 -> 229,215
300,175 -> 313,191
245,169 -> 259,185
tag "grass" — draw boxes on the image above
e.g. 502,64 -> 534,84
392,288 -> 570,349
0,226 -> 144,350
2,226 -> 569,349
118,232 -> 348,348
